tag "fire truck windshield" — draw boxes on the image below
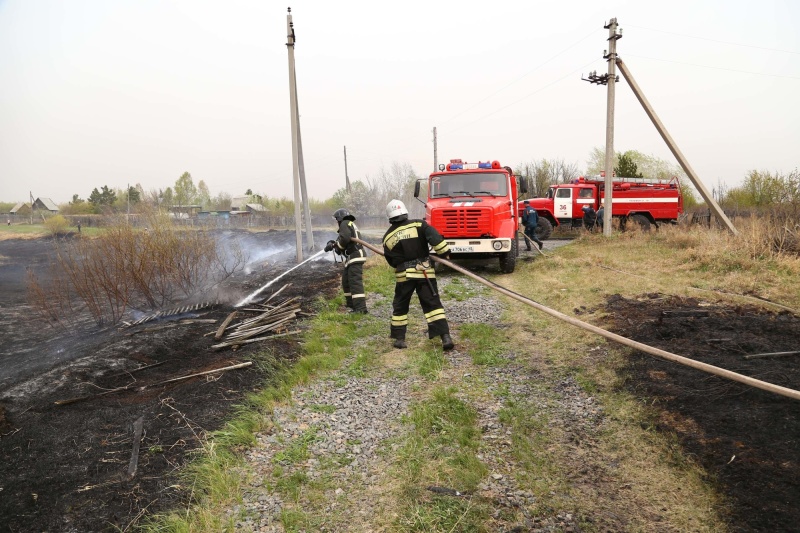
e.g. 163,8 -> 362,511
430,172 -> 507,198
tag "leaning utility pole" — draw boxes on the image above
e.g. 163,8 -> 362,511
286,7 -> 303,262
294,79 -> 315,251
582,18 -> 621,236
344,146 -> 351,192
616,59 -> 737,234
432,127 -> 438,172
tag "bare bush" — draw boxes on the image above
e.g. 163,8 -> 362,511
27,214 -> 244,327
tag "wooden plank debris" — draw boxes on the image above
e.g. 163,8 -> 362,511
215,311 -> 238,340
743,350 -> 800,360
208,286 -> 303,351
55,362 -> 253,405
127,416 -> 144,478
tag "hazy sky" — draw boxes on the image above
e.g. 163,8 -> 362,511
1,0 -> 798,205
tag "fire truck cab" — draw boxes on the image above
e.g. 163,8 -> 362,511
415,159 -> 526,273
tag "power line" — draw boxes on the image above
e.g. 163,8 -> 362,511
626,23 -> 800,56
439,27 -> 603,127
625,53 -> 800,80
444,59 -> 602,135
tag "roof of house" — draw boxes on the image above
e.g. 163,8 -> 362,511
10,202 -> 29,213
245,203 -> 266,212
35,198 -> 59,211
231,196 -> 251,208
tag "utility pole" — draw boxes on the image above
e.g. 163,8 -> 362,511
294,79 -> 315,251
127,182 -> 130,223
344,146 -> 351,193
432,127 -> 438,172
286,7 -> 303,262
616,59 -> 737,234
29,191 -> 34,225
583,18 -> 621,236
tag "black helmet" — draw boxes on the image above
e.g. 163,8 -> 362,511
333,208 -> 355,223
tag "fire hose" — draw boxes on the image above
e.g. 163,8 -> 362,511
352,237 -> 800,401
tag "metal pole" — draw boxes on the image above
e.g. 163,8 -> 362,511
603,18 -> 619,236
433,127 -> 438,172
615,58 -> 737,235
286,8 -> 303,262
344,146 -> 351,193
294,76 -> 315,251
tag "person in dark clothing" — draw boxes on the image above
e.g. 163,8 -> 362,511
521,200 -> 543,250
596,203 -> 605,231
382,199 -> 454,351
324,208 -> 368,314
581,205 -> 597,231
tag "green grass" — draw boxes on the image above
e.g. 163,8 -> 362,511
393,386 -> 490,532
459,323 -> 507,366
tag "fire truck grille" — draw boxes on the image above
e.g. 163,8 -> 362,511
432,208 -> 493,237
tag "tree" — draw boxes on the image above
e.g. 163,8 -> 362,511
174,172 -> 197,207
70,194 -> 85,204
127,185 -> 141,204
210,191 -> 232,211
197,180 -> 211,209
615,151 -> 643,178
88,185 -> 117,207
516,158 -> 580,197
161,187 -> 174,208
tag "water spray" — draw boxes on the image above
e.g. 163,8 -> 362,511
235,249 -> 327,308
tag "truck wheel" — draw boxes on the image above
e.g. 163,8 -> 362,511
629,214 -> 652,232
536,218 -> 553,240
499,237 -> 517,273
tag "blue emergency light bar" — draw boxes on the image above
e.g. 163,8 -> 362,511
446,161 -> 495,171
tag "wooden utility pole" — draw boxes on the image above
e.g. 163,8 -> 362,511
433,127 -> 438,171
286,7 -> 303,262
615,59 -> 737,234
344,146 -> 351,192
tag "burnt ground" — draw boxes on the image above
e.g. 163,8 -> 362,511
0,229 -> 347,533
603,294 -> 800,533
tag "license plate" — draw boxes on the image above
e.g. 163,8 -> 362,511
451,246 -> 474,253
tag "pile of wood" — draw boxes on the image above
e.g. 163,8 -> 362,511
211,284 -> 302,350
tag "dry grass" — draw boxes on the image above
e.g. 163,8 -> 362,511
490,219 -> 800,531
27,213 -> 246,327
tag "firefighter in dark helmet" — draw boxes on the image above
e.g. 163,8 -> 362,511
381,199 -> 454,351
324,208 -> 368,314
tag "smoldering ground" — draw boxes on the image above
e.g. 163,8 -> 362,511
0,229 -> 347,532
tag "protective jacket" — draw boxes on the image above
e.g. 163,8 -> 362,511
335,220 -> 367,267
522,205 -> 538,228
382,219 -> 449,281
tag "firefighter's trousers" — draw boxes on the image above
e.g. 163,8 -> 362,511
390,277 -> 449,340
342,263 -> 367,312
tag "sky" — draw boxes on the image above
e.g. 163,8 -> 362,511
1,0 -> 798,205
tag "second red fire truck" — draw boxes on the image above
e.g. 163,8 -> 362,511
522,175 -> 684,239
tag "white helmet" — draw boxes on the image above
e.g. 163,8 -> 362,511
386,199 -> 408,220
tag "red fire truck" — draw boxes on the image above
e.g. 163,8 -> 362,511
521,175 -> 684,239
414,159 -> 527,273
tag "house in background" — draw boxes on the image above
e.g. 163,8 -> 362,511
32,198 -> 59,214
9,202 -> 32,217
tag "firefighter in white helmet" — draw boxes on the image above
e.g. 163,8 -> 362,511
381,199 -> 454,351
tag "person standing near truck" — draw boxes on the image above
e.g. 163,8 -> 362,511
596,202 -> 605,231
324,208 -> 368,314
521,200 -> 543,250
581,205 -> 597,231
382,199 -> 454,351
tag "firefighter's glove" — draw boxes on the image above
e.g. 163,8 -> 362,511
324,240 -> 336,253
436,251 -> 451,260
